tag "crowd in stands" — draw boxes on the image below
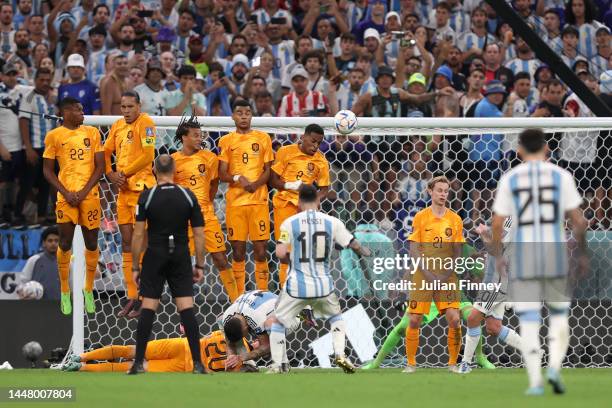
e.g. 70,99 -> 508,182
0,0 -> 611,250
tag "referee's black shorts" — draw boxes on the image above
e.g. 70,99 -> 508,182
139,245 -> 193,299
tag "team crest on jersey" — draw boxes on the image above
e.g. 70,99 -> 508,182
198,164 -> 206,174
307,162 -> 315,173
83,138 -> 90,147
57,210 -> 63,219
445,227 -> 452,237
251,143 -> 259,152
127,131 -> 133,140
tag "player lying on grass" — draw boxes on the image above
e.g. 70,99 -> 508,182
221,290 -> 304,371
363,243 -> 496,370
458,219 -> 523,374
62,331 -> 256,373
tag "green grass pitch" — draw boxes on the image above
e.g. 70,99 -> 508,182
2,368 -> 610,408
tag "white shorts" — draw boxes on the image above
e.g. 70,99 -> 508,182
510,278 -> 571,314
473,288 -> 507,320
275,290 -> 341,328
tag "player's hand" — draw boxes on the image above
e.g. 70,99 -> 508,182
474,223 -> 489,236
225,354 -> 243,369
192,266 -> 204,283
64,191 -> 80,207
360,246 -> 372,257
438,86 -> 455,96
107,171 -> 127,189
0,145 -> 11,161
284,180 -> 303,191
25,148 -> 39,166
132,268 -> 140,286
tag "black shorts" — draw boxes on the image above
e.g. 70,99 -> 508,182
139,246 -> 193,299
0,150 -> 25,183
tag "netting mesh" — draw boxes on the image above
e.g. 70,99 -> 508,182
84,120 -> 612,368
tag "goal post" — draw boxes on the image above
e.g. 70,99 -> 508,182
67,116 -> 612,368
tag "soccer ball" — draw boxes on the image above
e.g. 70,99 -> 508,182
334,110 -> 358,135
22,341 -> 43,363
17,281 -> 44,300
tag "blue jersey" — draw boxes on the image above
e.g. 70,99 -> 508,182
58,80 -> 100,115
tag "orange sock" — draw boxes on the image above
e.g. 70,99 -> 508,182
255,260 -> 269,291
448,326 -> 462,366
232,261 -> 245,295
279,263 -> 288,288
80,362 -> 131,372
57,248 -> 72,294
122,252 -> 137,299
220,268 -> 239,302
82,345 -> 134,361
84,248 -> 99,292
405,327 -> 420,366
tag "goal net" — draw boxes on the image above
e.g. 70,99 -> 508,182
76,116 -> 611,369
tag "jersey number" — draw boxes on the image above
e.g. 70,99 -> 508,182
296,171 -> 303,180
512,186 -> 559,226
242,153 -> 249,164
189,175 -> 197,186
87,209 -> 98,222
297,231 -> 330,263
70,149 -> 84,160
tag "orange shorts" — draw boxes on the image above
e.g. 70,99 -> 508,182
56,193 -> 101,230
408,290 -> 460,315
226,204 -> 269,242
188,213 -> 226,254
273,203 -> 298,240
117,190 -> 141,225
145,338 -> 188,373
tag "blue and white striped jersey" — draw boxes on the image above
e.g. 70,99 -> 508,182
221,290 -> 277,336
575,22 -> 603,59
504,58 -> 541,84
279,209 -> 354,298
18,90 -> 56,150
493,161 -> 582,279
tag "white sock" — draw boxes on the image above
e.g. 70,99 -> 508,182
269,323 -> 286,367
519,311 -> 543,388
329,316 -> 346,358
498,325 -> 522,350
548,311 -> 570,372
463,326 -> 481,363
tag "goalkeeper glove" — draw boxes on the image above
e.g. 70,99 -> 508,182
284,180 -> 303,191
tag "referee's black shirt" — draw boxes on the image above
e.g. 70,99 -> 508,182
135,183 -> 204,246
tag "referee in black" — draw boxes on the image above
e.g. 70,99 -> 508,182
128,154 -> 207,374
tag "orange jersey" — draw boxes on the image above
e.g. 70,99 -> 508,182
271,144 -> 330,208
218,130 -> 274,207
42,125 -> 103,201
104,113 -> 156,192
172,150 -> 218,216
408,207 -> 465,259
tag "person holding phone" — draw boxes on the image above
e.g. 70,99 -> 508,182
252,0 -> 292,30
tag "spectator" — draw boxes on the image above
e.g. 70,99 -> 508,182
252,0 -> 293,27
542,8 -> 563,54
252,50 -> 282,104
504,36 -> 541,83
404,73 -> 432,117
0,3 -> 15,56
459,7 -> 495,61
154,27 -> 178,58
129,65 -> 145,87
185,35 -> 209,78
254,90 -> 276,116
156,0 -> 180,28
245,74 -> 268,105
259,19 -> 295,80
100,53 -> 130,115
334,67 -> 366,112
354,51 -> 377,93
335,33 -> 358,76
592,26 -> 611,78
58,54 -> 101,115
513,0 -> 544,35
508,72 -> 535,117
79,4 -> 111,46
10,29 -> 32,72
110,23 -> 136,58
363,28 -> 384,70
531,78 -> 567,117
302,50 -> 329,94
280,34 -> 313,92
560,26 -> 586,69
159,50 -> 178,88
600,70 -> 612,108
167,64 -> 206,116
134,59 -> 168,117
352,0 -> 385,45
0,63 -> 27,225
85,25 -> 108,86
113,0 -> 145,22
430,2 -> 457,45
174,10 -> 198,54
47,1 -> 77,67
26,14 -> 46,45
31,43 -> 49,71
18,226 -> 60,300
129,15 -> 155,52
278,65 -> 329,116
565,0 -> 604,59
14,0 -> 34,29
482,43 -> 513,90
16,68 -> 54,227
226,53 -> 250,98
458,68 -> 484,116
382,11 -> 402,63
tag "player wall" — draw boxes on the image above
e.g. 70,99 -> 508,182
85,119 -> 612,368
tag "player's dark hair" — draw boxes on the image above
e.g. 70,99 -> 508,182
41,226 -> 59,243
232,99 -> 252,112
224,317 -> 244,343
519,128 -> 547,153
121,90 -> 140,103
298,184 -> 318,203
514,71 -> 531,82
304,124 -> 324,136
58,97 -> 81,112
174,115 -> 201,145
154,154 -> 175,175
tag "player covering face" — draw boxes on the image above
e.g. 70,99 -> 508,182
42,98 -> 105,315
218,100 -> 274,294
172,116 -> 239,302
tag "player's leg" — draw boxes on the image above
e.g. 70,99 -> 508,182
249,204 -> 270,291
459,305 -> 486,370
273,203 -> 297,287
80,218 -> 100,314
362,313 -> 409,369
545,301 -> 571,394
75,362 -> 132,372
484,313 -> 522,351
514,301 -> 544,395
312,293 -> 354,373
56,206 -> 77,314
267,291 -> 306,373
205,216 -> 238,302
80,345 -> 135,362
442,306 -> 462,370
117,191 -> 140,316
404,302 -> 427,371
226,205 -> 248,294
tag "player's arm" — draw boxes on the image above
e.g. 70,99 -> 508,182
246,161 -> 272,193
122,122 -> 156,177
227,332 -> 271,368
75,151 -> 105,204
334,217 -> 372,257
42,158 -> 78,207
190,193 -> 206,279
103,126 -> 127,188
490,214 -> 506,258
348,238 -> 372,257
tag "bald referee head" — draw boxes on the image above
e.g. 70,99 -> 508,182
153,154 -> 175,179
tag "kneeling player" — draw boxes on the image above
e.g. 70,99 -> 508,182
458,220 -> 522,374
63,331 -> 253,373
221,290 -> 302,371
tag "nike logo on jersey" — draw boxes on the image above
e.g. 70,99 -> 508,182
425,228 -> 432,232
230,147 -> 239,151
